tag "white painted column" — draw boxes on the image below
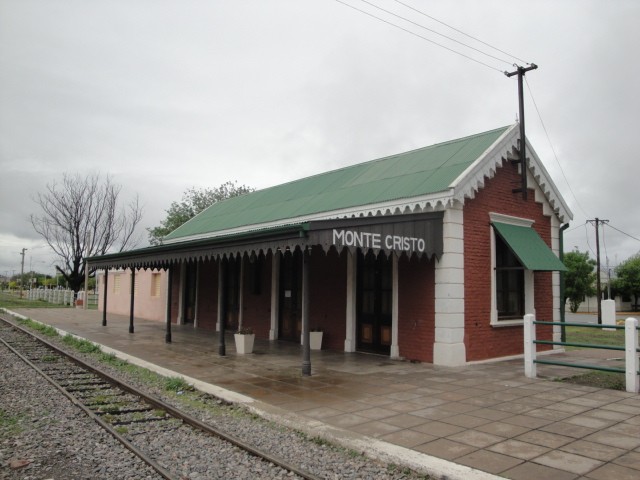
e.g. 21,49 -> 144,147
390,252 -> 400,359
433,202 -> 466,366
270,251 -> 280,340
625,317 -> 639,393
523,313 -> 537,378
344,249 -> 357,352
216,260 -> 223,332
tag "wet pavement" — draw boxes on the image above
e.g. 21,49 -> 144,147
5,307 -> 640,480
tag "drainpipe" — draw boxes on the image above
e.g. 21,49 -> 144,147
560,223 -> 570,343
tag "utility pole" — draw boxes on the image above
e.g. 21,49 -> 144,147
505,64 -> 538,201
19,248 -> 27,298
587,218 -> 609,324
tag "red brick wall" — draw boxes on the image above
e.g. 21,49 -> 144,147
464,159 -> 554,361
196,259 -> 218,331
241,252 -> 273,339
309,246 -> 347,351
398,254 -> 436,362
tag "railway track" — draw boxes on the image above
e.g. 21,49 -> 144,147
0,315 -> 323,480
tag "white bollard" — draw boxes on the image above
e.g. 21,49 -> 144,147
602,299 -> 616,331
524,314 -> 537,378
625,317 -> 639,393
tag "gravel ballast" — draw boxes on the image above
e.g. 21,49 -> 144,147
1,317 -> 431,479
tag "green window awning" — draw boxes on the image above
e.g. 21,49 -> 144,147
492,222 -> 567,271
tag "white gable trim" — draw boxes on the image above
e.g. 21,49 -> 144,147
450,124 -> 572,223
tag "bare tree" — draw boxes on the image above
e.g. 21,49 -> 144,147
31,173 -> 143,292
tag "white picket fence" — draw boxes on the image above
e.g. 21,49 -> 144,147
26,288 -> 76,306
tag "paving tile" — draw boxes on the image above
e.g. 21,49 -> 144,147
380,413 -> 428,429
351,420 -> 403,437
455,449 -> 523,474
525,407 -> 574,421
560,439 -> 626,462
532,450 -> 604,475
563,415 -> 617,429
565,397 -> 611,408
379,429 -> 437,448
357,406 -> 398,420
410,420 -> 466,437
469,408 -> 516,422
514,430 -> 574,449
299,406 -> 346,420
410,406 -> 453,420
584,463 -> 640,480
584,408 -> 634,422
540,421 -> 597,439
502,414 -> 554,429
613,450 -> 640,471
475,421 -> 530,438
493,402 -> 537,414
604,421 -> 640,437
386,401 -> 429,413
602,403 -> 640,415
323,413 -> 372,428
413,438 -> 477,460
446,429 -> 505,448
583,430 -> 640,450
438,413 -> 492,428
501,461 -> 579,480
437,401 -> 479,414
488,439 -> 550,460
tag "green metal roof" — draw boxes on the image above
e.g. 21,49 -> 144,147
492,222 -> 567,272
165,126 -> 510,241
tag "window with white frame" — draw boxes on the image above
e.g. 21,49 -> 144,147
490,213 -> 535,326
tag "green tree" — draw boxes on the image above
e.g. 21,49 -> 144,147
564,250 -> 596,313
614,254 -> 640,307
148,181 -> 254,245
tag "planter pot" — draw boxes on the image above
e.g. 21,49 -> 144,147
234,333 -> 255,354
310,331 -> 323,350
300,331 -> 323,350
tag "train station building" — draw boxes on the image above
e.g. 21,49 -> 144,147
89,124 -> 571,368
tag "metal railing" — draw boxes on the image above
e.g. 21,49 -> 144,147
523,314 -> 640,393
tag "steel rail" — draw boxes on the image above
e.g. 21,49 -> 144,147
0,324 -> 176,480
0,315 -> 322,480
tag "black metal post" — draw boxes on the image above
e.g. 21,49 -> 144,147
560,223 -> 569,343
129,268 -> 135,334
102,267 -> 108,326
165,265 -> 172,343
218,258 -> 227,356
301,248 -> 311,376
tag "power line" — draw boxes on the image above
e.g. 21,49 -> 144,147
391,0 -> 528,64
523,77 -> 590,219
607,223 -> 640,243
358,0 -> 514,65
333,0 -> 504,73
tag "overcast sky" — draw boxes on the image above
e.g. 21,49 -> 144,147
1,0 -> 639,278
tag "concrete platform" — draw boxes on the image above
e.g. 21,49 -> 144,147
6,308 -> 640,480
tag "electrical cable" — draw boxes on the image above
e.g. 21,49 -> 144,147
584,222 -> 596,257
523,77 -> 591,219
564,222 -> 587,234
358,0 -> 514,65
333,0 -> 504,73
607,224 -> 640,244
392,0 -> 528,64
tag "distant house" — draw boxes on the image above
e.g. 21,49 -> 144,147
92,124 -> 571,366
